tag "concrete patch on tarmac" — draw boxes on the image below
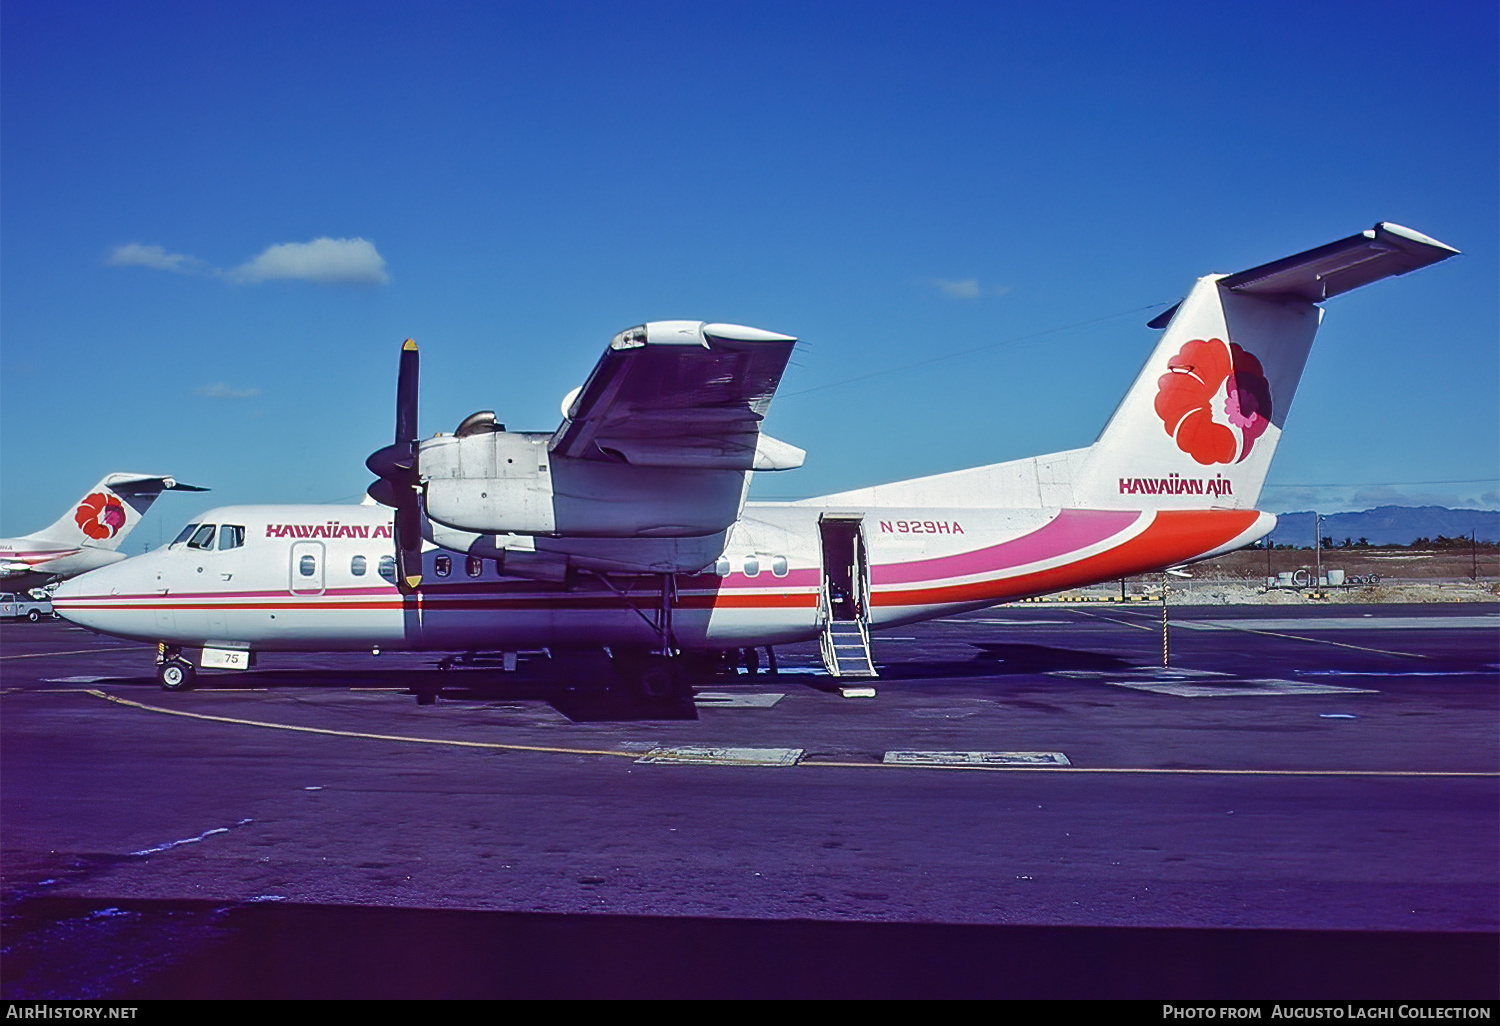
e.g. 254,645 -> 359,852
1113,679 -> 1378,698
1051,668 -> 1229,679
635,746 -> 804,766
692,692 -> 785,708
883,750 -> 1071,767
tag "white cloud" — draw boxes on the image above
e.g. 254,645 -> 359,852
931,278 -> 1011,300
228,237 -> 390,285
196,382 -> 261,399
935,278 -> 981,299
108,236 -> 391,286
106,243 -> 205,273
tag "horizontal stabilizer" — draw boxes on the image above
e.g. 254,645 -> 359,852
104,474 -> 210,493
1148,222 -> 1459,327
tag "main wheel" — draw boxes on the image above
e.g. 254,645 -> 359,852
158,659 -> 196,691
636,658 -> 678,701
26,609 -> 40,623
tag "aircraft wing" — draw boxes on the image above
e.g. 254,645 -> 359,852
550,321 -> 802,470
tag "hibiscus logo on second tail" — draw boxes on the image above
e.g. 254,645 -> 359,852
74,492 -> 127,540
1153,338 -> 1272,465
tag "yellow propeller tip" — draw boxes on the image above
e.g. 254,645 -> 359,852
402,339 -> 418,351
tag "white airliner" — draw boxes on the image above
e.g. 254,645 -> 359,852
53,224 -> 1457,699
1,473 -> 207,592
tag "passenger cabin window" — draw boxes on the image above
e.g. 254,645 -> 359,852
187,525 -> 217,550
378,556 -> 396,582
298,555 -> 317,577
351,555 -> 367,576
170,524 -> 200,547
466,556 -> 483,578
435,555 -> 452,577
743,556 -> 760,577
771,556 -> 789,577
714,558 -> 731,577
218,525 -> 245,550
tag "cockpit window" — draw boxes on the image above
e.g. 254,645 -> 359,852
186,525 -> 217,550
171,524 -> 200,547
218,525 -> 245,550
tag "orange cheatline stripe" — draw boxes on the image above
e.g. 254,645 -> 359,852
874,510 -> 1260,607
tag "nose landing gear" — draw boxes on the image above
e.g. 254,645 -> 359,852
156,647 -> 197,691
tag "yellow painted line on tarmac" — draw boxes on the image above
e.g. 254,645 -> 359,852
0,646 -> 154,660
84,689 -> 640,760
1075,609 -> 1429,659
77,689 -> 1498,779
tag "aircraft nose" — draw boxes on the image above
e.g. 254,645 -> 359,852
50,574 -> 85,606
50,564 -> 135,635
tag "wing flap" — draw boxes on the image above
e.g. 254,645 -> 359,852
551,321 -> 798,469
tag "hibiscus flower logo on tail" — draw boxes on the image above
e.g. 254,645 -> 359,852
74,492 -> 128,540
1153,338 -> 1273,465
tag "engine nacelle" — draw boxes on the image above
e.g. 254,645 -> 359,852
426,515 -> 727,578
421,430 -> 749,538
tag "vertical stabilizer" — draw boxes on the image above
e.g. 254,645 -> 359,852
26,474 -> 207,550
1072,223 -> 1458,511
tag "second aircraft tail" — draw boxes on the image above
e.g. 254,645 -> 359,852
24,474 -> 208,550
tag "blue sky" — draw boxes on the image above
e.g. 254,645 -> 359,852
3,0 -> 1495,544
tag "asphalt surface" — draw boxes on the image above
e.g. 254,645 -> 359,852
2,603 -> 1496,999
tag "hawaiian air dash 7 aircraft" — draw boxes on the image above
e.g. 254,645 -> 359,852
1,473 -> 207,592
54,223 -> 1457,700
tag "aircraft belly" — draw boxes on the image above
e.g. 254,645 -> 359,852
413,605 -> 659,650
698,604 -> 820,646
409,584 -> 821,650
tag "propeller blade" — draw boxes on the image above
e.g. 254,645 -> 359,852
395,338 -> 419,446
395,497 -> 424,592
366,339 -> 425,592
365,444 -> 415,480
365,478 -> 400,509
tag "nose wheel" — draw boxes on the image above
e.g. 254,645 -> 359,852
158,659 -> 196,691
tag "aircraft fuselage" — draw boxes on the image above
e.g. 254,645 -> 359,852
56,501 -> 1269,653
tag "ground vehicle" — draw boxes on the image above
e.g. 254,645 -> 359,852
0,592 -> 55,622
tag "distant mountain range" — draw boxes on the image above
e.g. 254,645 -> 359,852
1269,506 -> 1500,546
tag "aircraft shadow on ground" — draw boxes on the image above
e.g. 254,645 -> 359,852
874,642 -> 1141,681
109,667 -> 704,723
94,641 -> 1142,715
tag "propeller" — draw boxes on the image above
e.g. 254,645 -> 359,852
365,339 -> 424,592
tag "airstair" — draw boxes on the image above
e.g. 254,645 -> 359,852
817,516 -> 878,679
819,616 -> 877,678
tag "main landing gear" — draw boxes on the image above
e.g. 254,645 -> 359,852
611,649 -> 692,703
604,573 -> 696,703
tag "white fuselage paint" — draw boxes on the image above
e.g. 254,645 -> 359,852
53,500 -> 1272,654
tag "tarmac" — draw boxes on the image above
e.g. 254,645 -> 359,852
2,603 -> 1496,998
